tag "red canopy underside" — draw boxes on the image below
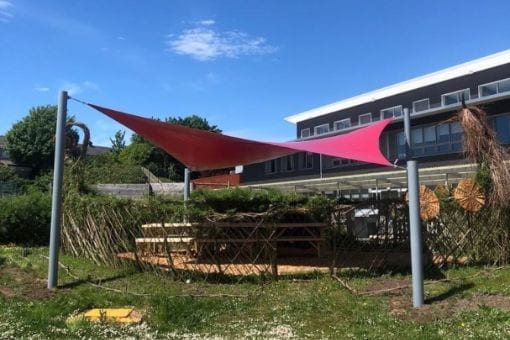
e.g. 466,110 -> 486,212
89,104 -> 393,171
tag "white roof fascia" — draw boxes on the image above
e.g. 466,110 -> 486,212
285,49 -> 510,124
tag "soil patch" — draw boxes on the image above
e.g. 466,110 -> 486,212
0,266 -> 55,300
361,278 -> 410,295
389,293 -> 510,323
0,287 -> 15,298
118,252 -> 331,276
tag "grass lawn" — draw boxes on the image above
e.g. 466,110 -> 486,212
1,246 -> 510,339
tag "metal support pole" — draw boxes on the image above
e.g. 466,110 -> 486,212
184,168 -> 191,201
319,154 -> 323,179
404,107 -> 424,308
48,91 -> 68,289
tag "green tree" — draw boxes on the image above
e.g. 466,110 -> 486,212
166,115 -> 221,133
5,105 -> 78,175
5,106 -> 59,174
119,142 -> 154,165
0,165 -> 16,182
110,130 -> 126,155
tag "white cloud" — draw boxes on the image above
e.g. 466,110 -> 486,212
0,0 -> 13,23
34,86 -> 50,92
197,19 -> 215,26
60,80 -> 99,96
166,22 -> 277,61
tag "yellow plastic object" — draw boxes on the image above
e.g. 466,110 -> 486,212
71,308 -> 142,324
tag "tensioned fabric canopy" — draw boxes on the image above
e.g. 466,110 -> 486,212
88,104 -> 393,171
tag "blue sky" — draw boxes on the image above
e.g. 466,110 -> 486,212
1,0 -> 510,146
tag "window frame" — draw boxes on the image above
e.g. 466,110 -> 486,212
412,98 -> 430,113
314,123 -> 330,135
300,152 -> 314,170
334,118 -> 351,131
300,128 -> 310,139
264,159 -> 277,174
478,77 -> 510,98
358,113 -> 372,125
380,105 -> 403,120
441,88 -> 471,106
280,155 -> 295,172
397,121 -> 465,158
329,157 -> 351,168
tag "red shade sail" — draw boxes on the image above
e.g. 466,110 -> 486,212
89,104 -> 393,171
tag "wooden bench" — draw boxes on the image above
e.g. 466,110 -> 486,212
193,223 -> 328,257
141,223 -> 196,237
136,222 -> 328,258
137,223 -> 197,255
136,237 -> 195,255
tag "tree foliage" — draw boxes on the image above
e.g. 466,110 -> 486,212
0,165 -> 16,182
5,105 -> 58,174
110,130 -> 126,155
0,191 -> 51,245
5,105 -> 77,175
122,114 -> 222,181
165,115 -> 221,133
119,142 -> 154,165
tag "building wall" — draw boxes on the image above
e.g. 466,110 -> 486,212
296,63 -> 510,138
242,65 -> 510,184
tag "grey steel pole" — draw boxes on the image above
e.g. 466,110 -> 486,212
319,154 -> 323,179
184,168 -> 191,201
404,107 -> 424,308
48,91 -> 68,289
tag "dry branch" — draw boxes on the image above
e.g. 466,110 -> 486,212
455,106 -> 510,206
331,274 -> 358,295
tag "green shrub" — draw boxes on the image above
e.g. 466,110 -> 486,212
191,188 -> 307,213
190,188 -> 333,222
0,191 -> 51,245
0,165 -> 16,182
83,153 -> 147,184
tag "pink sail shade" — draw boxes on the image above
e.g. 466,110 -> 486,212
89,104 -> 393,171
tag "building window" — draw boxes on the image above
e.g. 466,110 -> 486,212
380,132 -> 390,158
479,78 -> 510,97
300,128 -> 310,138
264,159 -> 277,174
397,132 -> 407,159
281,155 -> 295,172
441,88 -> 470,106
423,125 -> 436,155
492,114 -> 510,144
328,157 -> 350,168
359,113 -> 372,125
450,121 -> 463,151
411,128 -> 424,156
334,118 -> 351,130
397,122 -> 464,158
330,158 -> 342,167
314,124 -> 330,135
413,98 -> 430,112
299,152 -> 314,170
380,105 -> 403,119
